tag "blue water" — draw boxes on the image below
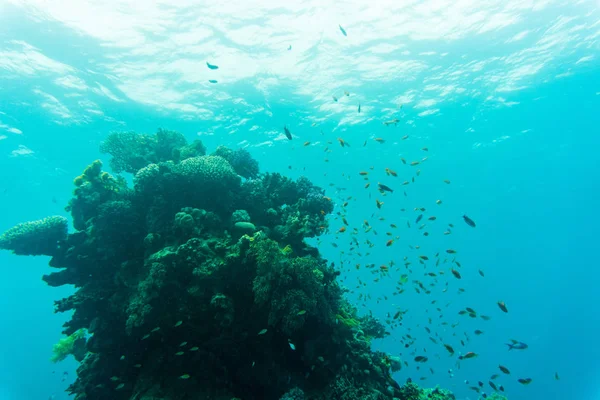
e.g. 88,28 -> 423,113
1,2 -> 599,399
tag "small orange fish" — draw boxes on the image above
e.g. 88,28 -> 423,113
385,168 -> 398,177
338,226 -> 346,233
337,138 -> 346,147
386,239 -> 394,247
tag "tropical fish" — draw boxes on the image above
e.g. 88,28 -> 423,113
462,215 -> 476,227
416,214 -> 423,223
443,344 -> 455,355
383,118 -> 399,126
358,103 -> 361,113
208,79 -> 218,83
284,126 -> 293,140
206,62 -> 219,70
339,25 -> 347,36
518,378 -> 533,385
497,301 -> 508,313
459,352 -> 478,360
499,365 -> 510,374
414,356 -> 428,362
506,340 -> 528,350
378,183 -> 393,193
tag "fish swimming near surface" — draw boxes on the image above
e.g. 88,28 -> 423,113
506,340 -> 528,350
206,62 -> 219,70
358,103 -> 361,113
339,25 -> 347,36
284,126 -> 293,140
462,214 -> 476,227
383,118 -> 399,126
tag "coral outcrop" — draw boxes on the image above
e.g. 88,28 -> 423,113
1,129 -> 458,400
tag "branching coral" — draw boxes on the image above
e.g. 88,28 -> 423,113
0,216 -> 67,256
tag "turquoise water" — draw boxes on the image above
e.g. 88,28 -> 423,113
1,1 -> 599,399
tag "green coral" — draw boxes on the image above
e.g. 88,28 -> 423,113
51,329 -> 87,363
250,237 -> 331,335
66,160 -> 127,231
212,145 -> 259,179
0,216 -> 67,256
100,129 -> 206,174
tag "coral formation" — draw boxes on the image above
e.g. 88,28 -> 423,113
1,129 -> 459,400
0,215 -> 68,256
51,329 -> 87,363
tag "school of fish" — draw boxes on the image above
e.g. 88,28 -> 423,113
203,23 -> 561,399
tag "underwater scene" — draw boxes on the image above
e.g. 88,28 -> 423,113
1,1 -> 599,400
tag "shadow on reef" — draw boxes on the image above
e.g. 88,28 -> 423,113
0,129 -> 459,400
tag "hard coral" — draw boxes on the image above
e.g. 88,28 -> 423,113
213,145 -> 259,179
1,131 -> 457,400
100,129 -> 206,174
67,160 -> 127,231
0,215 -> 68,256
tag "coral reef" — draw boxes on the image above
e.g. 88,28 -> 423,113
51,329 -> 88,363
0,215 -> 68,256
1,129 -> 459,400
